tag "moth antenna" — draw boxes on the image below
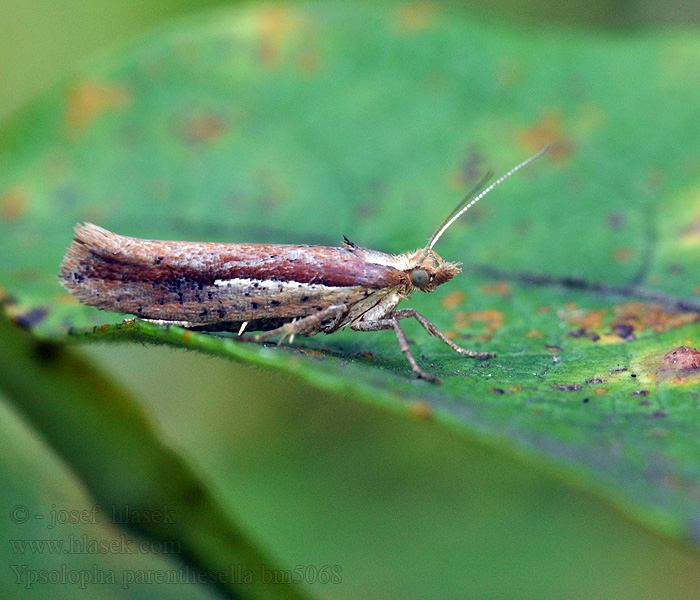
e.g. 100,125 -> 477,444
416,145 -> 549,264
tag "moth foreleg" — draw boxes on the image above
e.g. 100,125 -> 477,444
352,315 -> 441,383
243,304 -> 348,345
391,309 -> 496,359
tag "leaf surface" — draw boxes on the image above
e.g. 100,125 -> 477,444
2,2 -> 700,548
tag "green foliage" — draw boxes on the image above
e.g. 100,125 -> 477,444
2,2 -> 700,596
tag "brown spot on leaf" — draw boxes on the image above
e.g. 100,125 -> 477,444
298,48 -> 322,74
559,307 -> 606,330
0,189 -> 27,221
663,346 -> 700,370
480,281 -> 511,297
66,81 -> 130,131
441,290 -> 465,310
526,330 -> 544,338
177,113 -> 228,145
593,387 -> 608,395
489,387 -> 507,394
453,309 -> 504,334
612,323 -> 635,340
295,347 -> 326,358
613,302 -> 700,334
551,384 -> 582,391
519,112 -> 573,160
256,5 -> 296,67
396,2 -> 437,31
567,328 -> 602,342
680,213 -> 700,242
12,306 -> 49,329
545,345 -> 563,353
408,401 -> 433,421
607,212 -> 625,230
613,247 -> 635,263
452,147 -> 486,188
0,288 -> 18,307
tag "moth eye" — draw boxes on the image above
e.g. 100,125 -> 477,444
411,268 -> 430,289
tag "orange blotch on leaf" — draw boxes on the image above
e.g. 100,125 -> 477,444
441,290 -> 465,309
298,48 -> 322,74
396,2 -> 437,31
408,401 -> 434,421
559,306 -> 607,330
256,5 -> 296,67
480,281 -> 511,297
613,247 -> 635,263
612,302 -> 700,334
519,112 -> 573,161
66,81 -> 130,132
0,190 -> 27,220
178,113 -> 228,145
453,309 -> 504,334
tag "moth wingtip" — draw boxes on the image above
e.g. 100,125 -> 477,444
60,223 -> 116,291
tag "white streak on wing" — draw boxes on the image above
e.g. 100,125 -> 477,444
213,278 -> 346,294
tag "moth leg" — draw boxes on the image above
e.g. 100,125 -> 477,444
352,316 -> 440,383
391,309 -> 496,358
242,304 -> 348,345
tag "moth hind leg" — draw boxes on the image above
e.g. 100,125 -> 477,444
352,309 -> 495,383
241,304 -> 349,345
352,315 -> 440,383
394,308 -> 496,359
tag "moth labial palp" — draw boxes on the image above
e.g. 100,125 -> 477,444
59,146 -> 548,383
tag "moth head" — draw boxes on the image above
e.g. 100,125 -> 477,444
409,250 -> 460,293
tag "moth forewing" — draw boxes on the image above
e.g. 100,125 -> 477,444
59,147 -> 547,383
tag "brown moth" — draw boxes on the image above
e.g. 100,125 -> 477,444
60,147 -> 547,383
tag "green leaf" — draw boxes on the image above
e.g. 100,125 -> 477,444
0,378 -> 220,600
2,0 -> 700,564
0,311 -> 313,600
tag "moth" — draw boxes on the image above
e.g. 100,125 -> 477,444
60,147 -> 547,383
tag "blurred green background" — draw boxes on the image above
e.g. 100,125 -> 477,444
3,0 -> 700,599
